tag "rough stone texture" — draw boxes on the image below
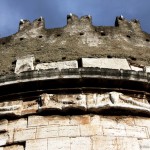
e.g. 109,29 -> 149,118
0,145 -> 24,150
15,55 -> 35,74
1,14 -> 150,150
35,60 -> 78,71
0,92 -> 149,117
0,119 -> 8,132
144,66 -> 150,72
14,128 -> 36,142
82,58 -> 131,70
48,137 -> 70,150
0,115 -> 149,149
0,15 -> 150,75
26,139 -> 47,150
130,65 -> 143,71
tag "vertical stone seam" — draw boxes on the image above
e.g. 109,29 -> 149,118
145,126 -> 149,139
90,136 -> 94,150
47,138 -> 48,150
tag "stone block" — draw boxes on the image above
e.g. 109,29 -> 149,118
70,115 -> 90,125
35,60 -> 78,71
14,128 -> 36,142
131,65 -> 143,71
48,137 -> 70,150
100,116 -> 125,129
22,100 -> 38,115
0,132 -> 9,146
80,124 -> 103,136
0,100 -> 23,116
15,55 -> 35,74
82,58 -> 130,70
8,118 -> 27,130
3,145 -> 24,150
26,139 -> 47,150
126,126 -> 148,138
90,115 -> 101,125
117,137 -> 140,150
36,125 -> 59,138
144,66 -> 150,73
92,136 -> 117,150
48,116 -> 70,125
138,139 -> 150,150
59,125 -> 80,137
28,116 -> 49,127
134,117 -> 150,127
103,128 -> 126,137
71,137 -> 92,150
0,119 -> 8,132
93,136 -> 140,150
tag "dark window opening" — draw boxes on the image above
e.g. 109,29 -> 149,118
20,37 -> 24,41
126,35 -> 131,38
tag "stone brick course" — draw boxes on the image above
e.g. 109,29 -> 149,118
0,115 -> 150,149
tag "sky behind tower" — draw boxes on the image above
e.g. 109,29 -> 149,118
0,0 -> 150,37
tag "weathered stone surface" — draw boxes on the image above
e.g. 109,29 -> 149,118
80,124 -> 103,136
138,139 -> 150,150
0,132 -> 9,146
2,145 -> 24,150
8,118 -> 27,130
144,66 -> 150,73
70,115 -> 90,125
48,116 -> 70,125
14,128 -> 36,142
48,137 -> 70,150
15,55 -> 35,74
71,137 -> 92,150
0,100 -> 23,116
134,117 -> 150,126
26,139 -> 47,150
39,92 -> 150,115
117,137 -> 140,150
126,126 -> 148,138
22,100 -> 38,115
92,136 -> 118,150
82,58 -> 131,70
28,116 -> 49,127
103,127 -> 126,137
36,125 -> 59,138
0,119 -> 8,132
130,65 -> 143,71
92,136 -> 140,150
59,125 -> 80,137
35,60 -> 78,71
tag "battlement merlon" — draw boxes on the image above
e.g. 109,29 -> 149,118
18,16 -> 45,31
17,14 -> 143,33
115,15 -> 142,32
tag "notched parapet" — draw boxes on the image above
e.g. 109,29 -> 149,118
115,15 -> 142,32
67,13 -> 92,25
18,17 -> 45,32
80,15 -> 92,24
32,17 -> 45,28
67,13 -> 79,25
19,19 -> 31,31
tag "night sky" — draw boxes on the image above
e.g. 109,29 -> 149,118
0,0 -> 150,37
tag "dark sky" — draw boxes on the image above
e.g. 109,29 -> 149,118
0,0 -> 150,37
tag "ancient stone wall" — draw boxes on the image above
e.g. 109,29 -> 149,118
0,115 -> 150,150
0,14 -> 150,150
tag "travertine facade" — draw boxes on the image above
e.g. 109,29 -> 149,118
0,14 -> 150,150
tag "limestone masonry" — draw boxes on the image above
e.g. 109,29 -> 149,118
0,14 -> 150,150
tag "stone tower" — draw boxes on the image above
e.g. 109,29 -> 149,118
0,14 -> 150,150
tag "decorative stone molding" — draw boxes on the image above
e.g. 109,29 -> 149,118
0,91 -> 149,117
